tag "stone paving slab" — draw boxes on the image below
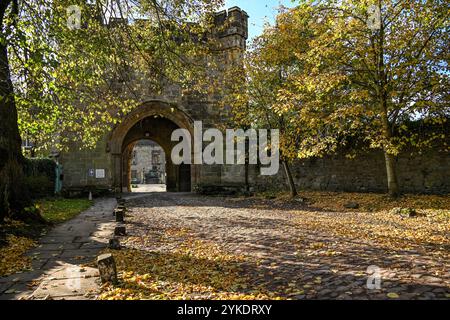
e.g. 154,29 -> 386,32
79,242 -> 109,250
0,197 -> 117,300
36,243 -> 82,251
0,282 -> 13,293
47,266 -> 100,280
31,267 -> 100,300
27,250 -> 63,259
39,237 -> 76,244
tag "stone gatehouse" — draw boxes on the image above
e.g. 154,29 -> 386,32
59,7 -> 250,194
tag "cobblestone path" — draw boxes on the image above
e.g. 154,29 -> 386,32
122,193 -> 448,300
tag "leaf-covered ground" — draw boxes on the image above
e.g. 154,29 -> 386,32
97,192 -> 449,300
98,232 -> 280,300
0,198 -> 92,277
0,232 -> 36,276
256,190 -> 449,212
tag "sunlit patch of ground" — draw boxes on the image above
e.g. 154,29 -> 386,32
0,198 -> 92,277
98,229 -> 284,300
131,184 -> 167,193
97,191 -> 449,300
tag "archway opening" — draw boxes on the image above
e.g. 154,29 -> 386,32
129,140 -> 167,193
120,114 -> 192,193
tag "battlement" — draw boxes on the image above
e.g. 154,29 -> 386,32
214,6 -> 249,40
101,6 -> 248,50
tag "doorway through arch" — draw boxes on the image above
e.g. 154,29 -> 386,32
108,101 -> 196,193
120,114 -> 192,193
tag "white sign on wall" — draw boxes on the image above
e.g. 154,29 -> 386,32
95,169 -> 105,179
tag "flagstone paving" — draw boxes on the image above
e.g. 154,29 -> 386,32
0,198 -> 117,300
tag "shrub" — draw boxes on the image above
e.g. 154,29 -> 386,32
23,158 -> 56,198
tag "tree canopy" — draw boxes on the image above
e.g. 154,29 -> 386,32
224,0 -> 449,197
7,0 -> 223,153
0,0 -> 222,219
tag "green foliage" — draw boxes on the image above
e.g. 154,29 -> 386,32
23,158 -> 56,198
23,204 -> 41,216
3,0 -> 223,153
23,176 -> 53,199
23,158 -> 56,178
223,0 -> 448,196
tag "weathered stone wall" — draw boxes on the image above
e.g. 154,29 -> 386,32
249,150 -> 450,194
59,135 -> 113,191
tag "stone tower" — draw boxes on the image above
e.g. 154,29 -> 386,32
215,6 -> 249,51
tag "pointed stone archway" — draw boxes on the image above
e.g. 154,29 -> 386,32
108,101 -> 197,193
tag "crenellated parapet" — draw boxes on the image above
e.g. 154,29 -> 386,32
214,6 -> 249,51
99,6 -> 249,52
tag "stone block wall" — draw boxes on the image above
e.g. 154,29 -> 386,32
59,136 -> 113,191
249,150 -> 450,194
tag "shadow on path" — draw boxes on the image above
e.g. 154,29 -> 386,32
120,193 -> 449,300
0,198 -> 117,300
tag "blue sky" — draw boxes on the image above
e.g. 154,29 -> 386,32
223,0 -> 296,40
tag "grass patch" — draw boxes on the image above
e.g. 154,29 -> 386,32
37,198 -> 93,224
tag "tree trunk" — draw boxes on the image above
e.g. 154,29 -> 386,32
383,151 -> 400,198
244,140 -> 249,192
380,101 -> 400,198
376,15 -> 400,198
282,160 -> 297,198
0,0 -> 32,222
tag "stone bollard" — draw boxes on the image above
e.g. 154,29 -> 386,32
97,253 -> 118,284
113,208 -> 123,217
115,210 -> 124,223
108,238 -> 121,250
114,226 -> 126,236
117,205 -> 127,212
